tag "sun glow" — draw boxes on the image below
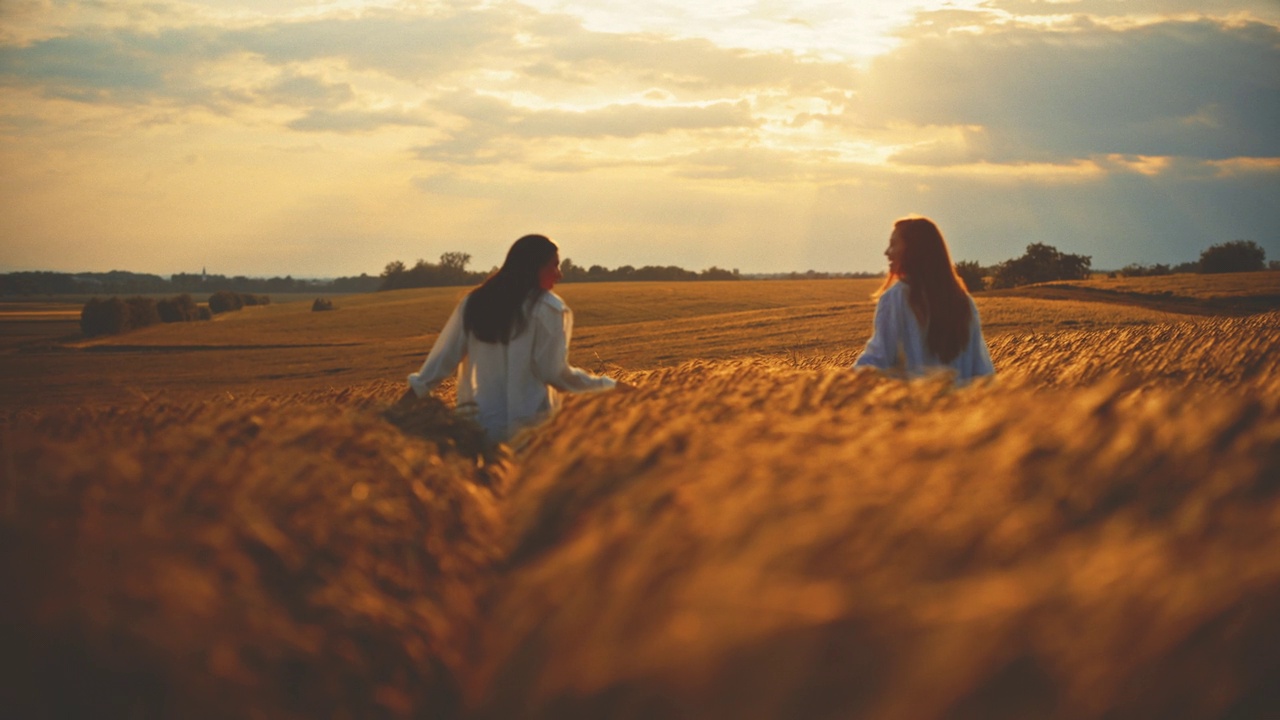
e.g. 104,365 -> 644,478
1,0 -> 1277,275
516,0 -> 994,62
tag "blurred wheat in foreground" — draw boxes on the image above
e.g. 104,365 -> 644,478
3,312 -> 1280,719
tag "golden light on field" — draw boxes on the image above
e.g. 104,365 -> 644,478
4,272 -> 1280,717
1,0 -> 1278,276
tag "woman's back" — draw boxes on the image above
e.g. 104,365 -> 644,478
409,289 -> 616,443
463,291 -> 583,440
854,278 -> 994,383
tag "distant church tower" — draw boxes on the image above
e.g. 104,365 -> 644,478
202,266 -> 206,284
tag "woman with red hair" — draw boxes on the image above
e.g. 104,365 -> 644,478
854,216 -> 994,383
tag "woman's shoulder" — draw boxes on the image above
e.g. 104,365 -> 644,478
535,290 -> 568,312
878,280 -> 910,305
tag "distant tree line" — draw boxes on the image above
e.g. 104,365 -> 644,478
950,243 -> 1093,291
0,270 -> 380,297
80,295 -> 212,337
376,239 -> 1275,294
379,252 -> 488,291
165,272 -> 377,294
953,239 -> 1272,291
207,290 -> 271,313
80,291 -> 270,337
559,259 -> 741,283
753,270 -> 884,280
7,238 -> 1271,298
377,253 -> 748,290
1106,241 -> 1272,278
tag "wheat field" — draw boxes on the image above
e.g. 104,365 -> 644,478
2,274 -> 1279,719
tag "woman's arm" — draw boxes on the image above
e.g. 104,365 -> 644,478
853,290 -> 900,370
407,297 -> 468,397
531,303 -> 616,393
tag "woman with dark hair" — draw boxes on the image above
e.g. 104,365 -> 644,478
854,216 -> 995,383
398,234 -> 619,443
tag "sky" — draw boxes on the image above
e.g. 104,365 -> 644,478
1,0 -> 1278,277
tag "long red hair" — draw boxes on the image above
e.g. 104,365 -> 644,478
875,217 -> 973,362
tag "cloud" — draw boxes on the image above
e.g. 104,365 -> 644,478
523,20 -> 858,94
671,146 -> 822,181
513,100 -> 755,138
266,72 -> 355,108
863,17 -> 1280,163
0,32 -> 172,101
989,0 -> 1280,20
411,134 -> 525,167
0,1 -> 856,151
224,7 -> 519,81
287,107 -> 433,133
410,92 -> 757,165
0,23 -> 253,109
0,5 -> 498,105
3,0 -> 1278,279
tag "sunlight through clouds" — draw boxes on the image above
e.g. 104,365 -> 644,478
0,0 -> 1277,276
518,0 -> 995,62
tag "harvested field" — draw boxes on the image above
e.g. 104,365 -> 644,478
2,388 -> 505,719
483,312 -> 1280,719
2,276 -> 1279,719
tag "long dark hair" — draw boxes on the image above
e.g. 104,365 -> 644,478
464,234 -> 558,344
876,217 -> 973,362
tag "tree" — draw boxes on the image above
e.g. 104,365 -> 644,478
208,290 -> 245,314
380,261 -> 407,291
405,258 -> 442,287
1199,240 -> 1265,274
988,243 -> 1092,289
437,251 -> 472,285
439,251 -> 471,273
329,273 -> 380,293
560,258 -> 587,282
699,266 -> 738,281
954,260 -> 986,292
1117,263 -> 1171,278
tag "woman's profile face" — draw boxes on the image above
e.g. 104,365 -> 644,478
539,251 -> 563,290
886,228 -> 906,276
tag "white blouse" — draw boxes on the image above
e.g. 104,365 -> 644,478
854,281 -> 995,383
408,291 -> 616,443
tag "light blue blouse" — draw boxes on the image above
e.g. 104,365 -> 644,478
854,281 -> 995,383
